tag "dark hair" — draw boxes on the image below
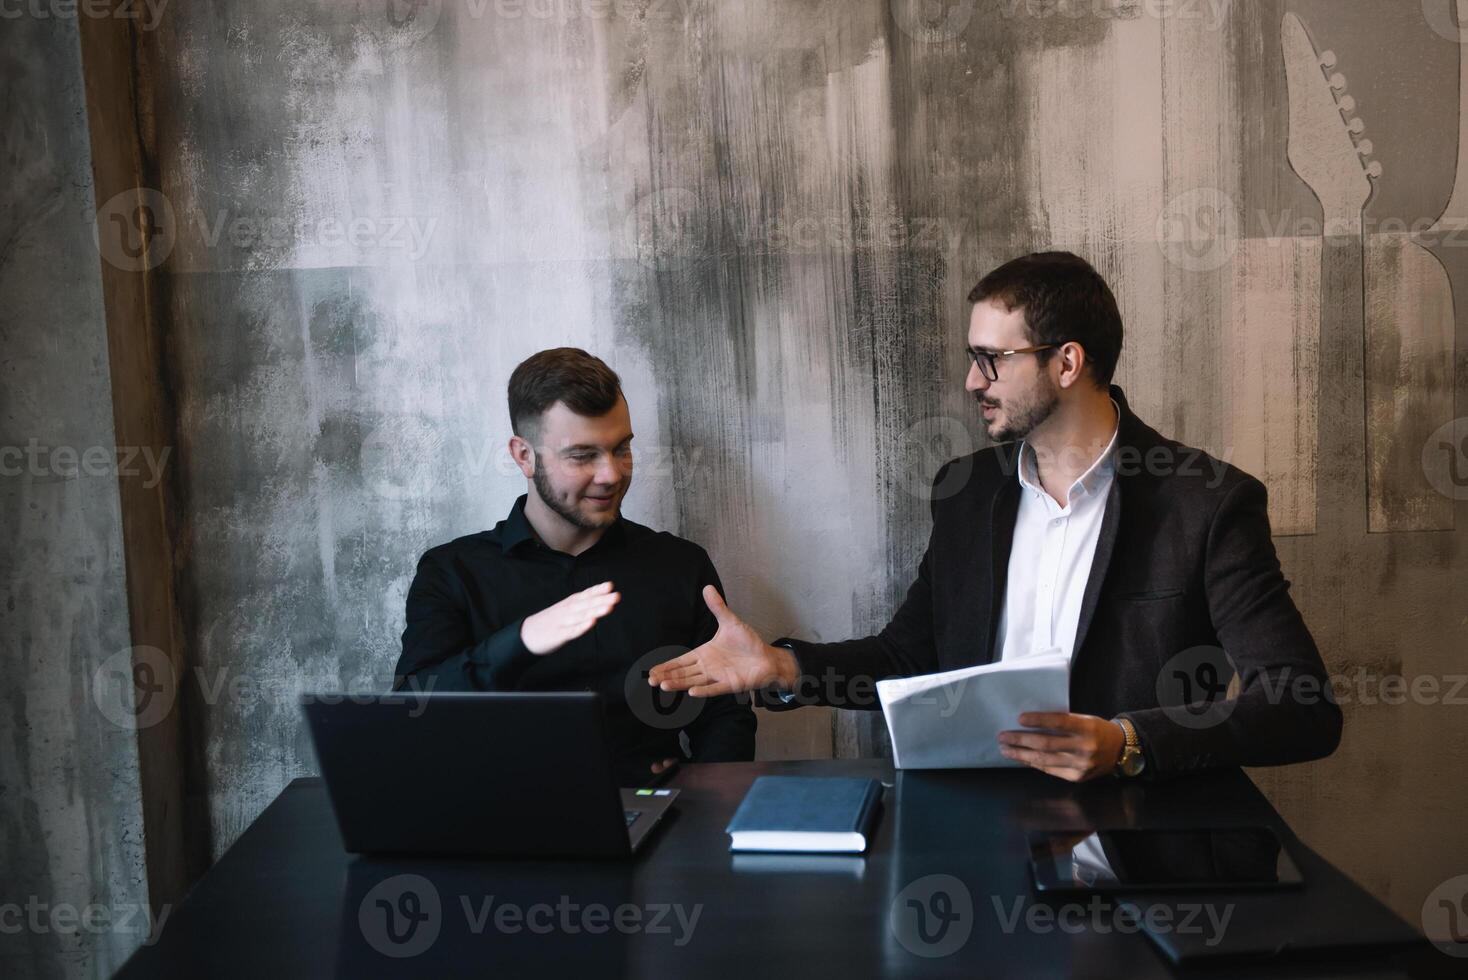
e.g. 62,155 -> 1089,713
508,348 -> 624,438
966,251 -> 1124,387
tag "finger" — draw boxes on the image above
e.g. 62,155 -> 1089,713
1017,712 -> 1085,731
998,732 -> 1080,753
657,671 -> 707,693
646,650 -> 700,684
702,585 -> 737,626
559,598 -> 620,626
687,679 -> 733,698
656,664 -> 709,686
1002,746 -> 1085,782
562,591 -> 620,617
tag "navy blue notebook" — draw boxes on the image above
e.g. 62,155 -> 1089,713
725,776 -> 884,853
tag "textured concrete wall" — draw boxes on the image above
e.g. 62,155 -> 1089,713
101,0 -> 1468,939
0,15 -> 149,980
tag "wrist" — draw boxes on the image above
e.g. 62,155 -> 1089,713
1112,717 -> 1145,777
767,644 -> 800,690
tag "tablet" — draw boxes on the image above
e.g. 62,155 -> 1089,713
1028,826 -> 1303,893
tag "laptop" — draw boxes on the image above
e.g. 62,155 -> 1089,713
301,691 -> 679,858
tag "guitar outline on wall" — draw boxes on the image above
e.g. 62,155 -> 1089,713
1282,10 -> 1381,536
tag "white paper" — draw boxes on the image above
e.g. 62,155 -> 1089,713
876,651 -> 1071,769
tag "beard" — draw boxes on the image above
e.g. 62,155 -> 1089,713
977,371 -> 1060,443
532,453 -> 622,530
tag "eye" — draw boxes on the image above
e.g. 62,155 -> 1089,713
569,453 -> 596,463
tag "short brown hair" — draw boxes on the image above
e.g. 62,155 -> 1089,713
968,251 -> 1124,387
508,348 -> 624,439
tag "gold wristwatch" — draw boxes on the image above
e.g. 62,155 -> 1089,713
1114,717 -> 1145,777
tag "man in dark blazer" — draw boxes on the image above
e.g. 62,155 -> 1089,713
649,251 -> 1342,781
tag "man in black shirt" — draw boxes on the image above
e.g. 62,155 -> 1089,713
395,348 -> 756,783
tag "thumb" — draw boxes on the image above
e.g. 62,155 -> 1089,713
703,584 -> 737,627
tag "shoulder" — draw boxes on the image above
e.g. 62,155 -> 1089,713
617,518 -> 715,567
417,528 -> 505,568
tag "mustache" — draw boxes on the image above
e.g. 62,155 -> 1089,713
974,395 -> 1000,409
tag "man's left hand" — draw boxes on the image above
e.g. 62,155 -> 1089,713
997,712 -> 1125,782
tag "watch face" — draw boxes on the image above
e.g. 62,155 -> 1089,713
1121,751 -> 1145,777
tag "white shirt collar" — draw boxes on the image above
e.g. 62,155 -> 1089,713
1016,398 -> 1121,503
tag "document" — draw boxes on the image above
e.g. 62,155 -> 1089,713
875,651 -> 1071,769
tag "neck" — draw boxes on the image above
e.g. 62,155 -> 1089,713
523,491 -> 608,556
1025,385 -> 1118,506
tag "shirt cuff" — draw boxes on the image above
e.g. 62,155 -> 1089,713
467,617 -> 536,687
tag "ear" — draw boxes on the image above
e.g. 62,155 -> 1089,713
508,435 -> 535,479
1056,340 -> 1089,390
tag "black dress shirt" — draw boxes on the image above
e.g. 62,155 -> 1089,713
395,495 -> 756,782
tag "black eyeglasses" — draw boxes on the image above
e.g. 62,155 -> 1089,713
965,344 -> 1058,382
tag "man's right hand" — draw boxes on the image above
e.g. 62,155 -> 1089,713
645,586 -> 799,697
521,581 -> 621,655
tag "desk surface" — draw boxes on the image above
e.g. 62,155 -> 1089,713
116,760 -> 1437,979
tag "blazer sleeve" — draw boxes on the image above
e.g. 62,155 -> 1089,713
1119,476 -> 1343,775
771,464 -> 951,710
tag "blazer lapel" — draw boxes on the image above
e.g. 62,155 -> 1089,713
1070,476 -> 1121,663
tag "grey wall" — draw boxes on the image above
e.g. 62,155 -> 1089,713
0,15 -> 149,980
7,2 -> 1468,974
127,0 -> 1466,931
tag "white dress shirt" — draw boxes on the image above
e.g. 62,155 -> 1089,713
995,401 -> 1121,664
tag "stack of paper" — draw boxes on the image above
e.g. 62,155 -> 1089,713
876,652 -> 1071,769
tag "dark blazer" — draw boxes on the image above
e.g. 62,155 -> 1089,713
778,385 -> 1342,778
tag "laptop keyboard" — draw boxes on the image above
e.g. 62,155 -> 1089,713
624,809 -> 641,827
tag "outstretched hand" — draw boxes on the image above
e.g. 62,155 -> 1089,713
645,586 -> 798,697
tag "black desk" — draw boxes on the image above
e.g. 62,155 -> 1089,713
116,761 -> 1437,979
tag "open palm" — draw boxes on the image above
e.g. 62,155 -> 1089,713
646,586 -> 788,697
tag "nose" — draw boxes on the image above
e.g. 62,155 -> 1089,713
594,453 -> 623,486
965,360 -> 990,393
